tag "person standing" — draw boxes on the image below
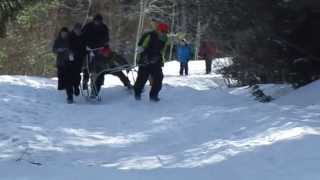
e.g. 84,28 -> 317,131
82,13 -> 109,49
134,22 -> 170,102
53,27 -> 78,104
82,13 -> 110,96
176,39 -> 192,76
69,23 -> 86,96
199,40 -> 217,74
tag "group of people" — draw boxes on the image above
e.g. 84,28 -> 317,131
176,39 -> 217,76
53,13 -> 170,103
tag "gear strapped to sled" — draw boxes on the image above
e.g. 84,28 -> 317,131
81,47 -> 135,101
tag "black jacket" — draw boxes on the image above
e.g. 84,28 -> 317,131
82,22 -> 109,49
69,32 -> 86,60
52,37 -> 71,67
138,31 -> 167,65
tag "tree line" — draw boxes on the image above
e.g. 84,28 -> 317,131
1,0 -> 320,87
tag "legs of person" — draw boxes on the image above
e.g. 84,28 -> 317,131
185,61 -> 189,75
205,58 -> 212,74
149,65 -> 163,100
65,85 -> 74,103
64,68 -> 74,103
93,74 -> 104,96
71,66 -> 81,96
57,67 -> 65,90
180,62 -> 184,76
82,69 -> 89,90
112,71 -> 131,88
82,55 -> 90,90
74,61 -> 82,86
134,66 -> 149,99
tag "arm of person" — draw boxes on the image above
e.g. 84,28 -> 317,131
102,24 -> 110,46
52,39 -> 66,54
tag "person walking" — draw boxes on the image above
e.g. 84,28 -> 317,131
53,27 -> 78,104
134,22 -> 170,102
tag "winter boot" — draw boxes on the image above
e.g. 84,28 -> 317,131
134,93 -> 141,100
150,96 -> 160,102
67,96 -> 73,104
74,86 -> 80,96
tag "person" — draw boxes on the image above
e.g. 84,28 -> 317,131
96,47 -> 132,90
82,13 -> 109,49
52,27 -> 78,104
199,40 -> 217,74
134,22 -> 170,102
69,23 -> 86,96
176,39 -> 192,76
82,13 -> 110,94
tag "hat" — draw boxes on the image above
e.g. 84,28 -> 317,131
157,23 -> 170,33
93,14 -> 103,21
100,47 -> 111,56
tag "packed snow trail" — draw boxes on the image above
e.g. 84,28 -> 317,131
1,61 -> 320,180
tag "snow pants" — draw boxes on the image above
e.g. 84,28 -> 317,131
180,62 -> 189,76
134,63 -> 163,98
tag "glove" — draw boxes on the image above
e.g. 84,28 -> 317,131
56,48 -> 66,52
69,53 -> 74,61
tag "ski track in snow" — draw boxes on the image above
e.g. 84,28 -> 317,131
0,61 -> 320,180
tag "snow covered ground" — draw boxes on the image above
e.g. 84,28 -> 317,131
0,60 -> 320,180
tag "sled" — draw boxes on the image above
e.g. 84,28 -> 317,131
81,47 -> 134,102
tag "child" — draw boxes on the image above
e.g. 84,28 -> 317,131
177,39 -> 192,76
91,47 -> 132,95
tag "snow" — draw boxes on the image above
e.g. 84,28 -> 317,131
276,80 -> 320,106
0,60 -> 320,180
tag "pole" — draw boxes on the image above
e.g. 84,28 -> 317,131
134,0 -> 144,66
169,3 -> 176,61
194,1 -> 201,60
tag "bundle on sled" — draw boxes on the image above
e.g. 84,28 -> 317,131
82,47 -> 134,101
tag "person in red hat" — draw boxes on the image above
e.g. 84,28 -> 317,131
91,47 -> 132,93
134,22 -> 170,102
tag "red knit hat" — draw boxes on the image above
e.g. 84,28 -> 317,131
157,23 -> 170,33
100,47 -> 111,56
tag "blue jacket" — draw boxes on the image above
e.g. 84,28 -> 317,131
177,44 -> 192,63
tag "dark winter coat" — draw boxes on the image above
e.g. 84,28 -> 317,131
52,37 -> 71,67
199,41 -> 217,60
70,31 -> 86,58
82,22 -> 109,49
138,31 -> 168,66
69,31 -> 86,68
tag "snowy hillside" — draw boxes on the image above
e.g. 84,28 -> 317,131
0,60 -> 320,180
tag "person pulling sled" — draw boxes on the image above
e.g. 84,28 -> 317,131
134,22 -> 170,102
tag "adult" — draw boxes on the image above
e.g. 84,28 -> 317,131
134,22 -> 170,102
69,23 -> 86,96
199,40 -> 217,74
82,13 -> 110,95
82,13 -> 109,49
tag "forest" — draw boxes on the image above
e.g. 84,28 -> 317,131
1,0 -> 320,87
